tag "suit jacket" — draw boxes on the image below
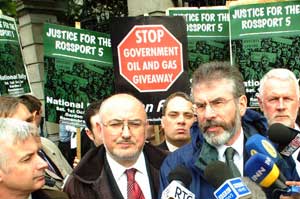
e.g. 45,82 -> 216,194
64,143 -> 167,199
157,141 -> 169,151
31,189 -> 69,199
41,137 -> 72,190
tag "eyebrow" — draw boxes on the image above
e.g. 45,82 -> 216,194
19,152 -> 35,162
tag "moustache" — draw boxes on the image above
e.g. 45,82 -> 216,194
116,140 -> 135,144
202,120 -> 226,132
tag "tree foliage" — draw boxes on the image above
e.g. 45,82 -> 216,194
0,0 -> 17,17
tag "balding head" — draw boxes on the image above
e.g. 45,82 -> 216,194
98,93 -> 147,167
99,93 -> 146,122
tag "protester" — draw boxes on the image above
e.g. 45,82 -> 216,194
73,100 -> 103,167
0,118 -> 68,199
158,91 -> 194,152
159,61 -> 299,199
64,93 -> 167,199
258,69 -> 300,175
0,95 -> 72,191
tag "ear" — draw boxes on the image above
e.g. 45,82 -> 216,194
0,168 -> 4,183
85,128 -> 95,141
257,96 -> 264,112
32,110 -> 38,120
161,116 -> 166,129
96,122 -> 104,140
238,95 -> 247,116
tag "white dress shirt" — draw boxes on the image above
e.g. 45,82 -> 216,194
217,128 -> 245,176
292,123 -> 300,175
166,140 -> 179,152
106,151 -> 152,199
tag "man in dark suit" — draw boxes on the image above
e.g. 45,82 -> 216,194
158,92 -> 195,152
64,94 -> 167,199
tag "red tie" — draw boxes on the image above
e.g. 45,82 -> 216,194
126,168 -> 145,199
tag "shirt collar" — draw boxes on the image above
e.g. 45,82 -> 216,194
106,151 -> 147,181
295,123 -> 300,131
166,140 -> 179,152
217,128 -> 244,159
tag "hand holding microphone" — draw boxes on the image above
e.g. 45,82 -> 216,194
244,153 -> 300,198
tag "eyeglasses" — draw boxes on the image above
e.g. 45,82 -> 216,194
193,97 -> 236,115
101,119 -> 145,130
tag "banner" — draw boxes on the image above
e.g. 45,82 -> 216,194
167,7 -> 230,78
230,1 -> 300,107
43,23 -> 113,126
0,14 -> 31,96
111,16 -> 190,124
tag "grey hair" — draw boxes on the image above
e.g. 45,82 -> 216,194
191,61 -> 245,100
259,68 -> 299,98
0,118 -> 39,168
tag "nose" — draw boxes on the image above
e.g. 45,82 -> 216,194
121,123 -> 131,138
277,98 -> 285,110
204,104 -> 216,119
177,114 -> 185,124
37,155 -> 48,170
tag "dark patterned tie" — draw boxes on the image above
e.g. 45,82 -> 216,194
225,147 -> 241,178
126,168 -> 145,199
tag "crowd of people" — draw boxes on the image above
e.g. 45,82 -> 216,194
1,61 -> 300,199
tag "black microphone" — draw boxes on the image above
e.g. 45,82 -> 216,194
204,161 -> 252,199
161,165 -> 195,199
268,123 -> 300,156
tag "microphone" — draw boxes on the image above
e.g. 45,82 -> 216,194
244,153 -> 300,196
204,161 -> 252,199
161,165 -> 195,199
245,134 -> 279,163
268,123 -> 300,157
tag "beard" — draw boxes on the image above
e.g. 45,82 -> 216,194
200,108 -> 241,147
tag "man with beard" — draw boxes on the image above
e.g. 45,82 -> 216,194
159,61 -> 299,199
64,93 -> 167,199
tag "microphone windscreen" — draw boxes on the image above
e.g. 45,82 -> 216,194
204,160 -> 234,188
268,123 -> 297,145
167,165 -> 192,188
245,134 -> 278,162
244,153 -> 279,188
241,177 -> 267,199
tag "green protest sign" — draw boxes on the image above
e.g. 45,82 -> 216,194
167,7 -> 230,78
0,14 -> 31,96
43,23 -> 113,125
230,1 -> 300,107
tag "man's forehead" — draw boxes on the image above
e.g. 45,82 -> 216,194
166,97 -> 193,112
193,80 -> 234,100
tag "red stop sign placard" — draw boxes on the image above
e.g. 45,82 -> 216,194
117,25 -> 183,92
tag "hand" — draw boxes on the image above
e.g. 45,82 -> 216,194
280,181 -> 300,199
286,181 -> 300,186
73,156 -> 80,168
280,194 -> 300,199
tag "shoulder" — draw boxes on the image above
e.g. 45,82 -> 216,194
32,189 -> 69,199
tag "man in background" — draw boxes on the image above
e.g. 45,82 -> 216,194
1,95 -> 72,191
258,68 -> 300,177
158,92 -> 194,152
73,100 -> 103,167
0,118 -> 48,199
